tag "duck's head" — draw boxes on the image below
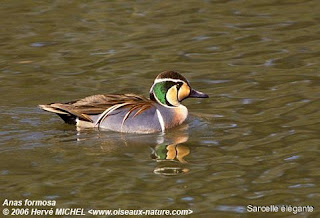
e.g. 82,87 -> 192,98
150,71 -> 209,107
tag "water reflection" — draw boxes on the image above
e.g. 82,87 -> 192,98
151,134 -> 190,176
76,124 -> 191,176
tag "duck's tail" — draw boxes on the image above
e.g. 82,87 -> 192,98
38,104 -> 77,124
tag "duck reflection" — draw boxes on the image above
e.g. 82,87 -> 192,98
75,124 -> 191,176
152,144 -> 190,163
151,134 -> 190,176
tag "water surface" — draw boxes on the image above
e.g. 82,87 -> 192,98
1,0 -> 320,217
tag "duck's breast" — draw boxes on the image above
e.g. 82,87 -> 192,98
155,104 -> 188,129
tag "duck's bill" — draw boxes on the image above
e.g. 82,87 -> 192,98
189,89 -> 209,98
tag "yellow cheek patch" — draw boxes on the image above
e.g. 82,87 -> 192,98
166,86 -> 179,106
178,83 -> 190,101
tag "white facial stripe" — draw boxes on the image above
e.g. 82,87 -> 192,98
154,78 -> 186,84
156,109 -> 165,132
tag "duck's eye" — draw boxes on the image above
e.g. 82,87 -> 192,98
176,82 -> 183,89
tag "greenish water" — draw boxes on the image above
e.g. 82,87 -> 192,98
1,0 -> 320,217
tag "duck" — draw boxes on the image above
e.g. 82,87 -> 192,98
39,71 -> 208,134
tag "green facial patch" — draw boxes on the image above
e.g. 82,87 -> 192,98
153,82 -> 166,104
153,81 -> 176,105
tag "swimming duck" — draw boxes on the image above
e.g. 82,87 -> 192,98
39,71 -> 208,133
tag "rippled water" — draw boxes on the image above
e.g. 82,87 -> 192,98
1,0 -> 320,217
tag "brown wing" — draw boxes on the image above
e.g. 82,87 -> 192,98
39,94 -> 154,123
